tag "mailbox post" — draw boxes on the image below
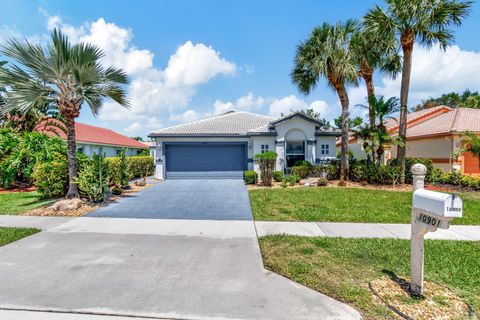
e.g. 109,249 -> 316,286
410,164 -> 463,295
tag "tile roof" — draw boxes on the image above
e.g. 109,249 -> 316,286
406,108 -> 480,138
149,111 -> 274,136
384,105 -> 452,131
37,120 -> 148,148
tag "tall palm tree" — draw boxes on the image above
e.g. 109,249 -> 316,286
351,25 -> 401,128
292,20 -> 359,184
0,29 -> 129,198
364,0 -> 472,183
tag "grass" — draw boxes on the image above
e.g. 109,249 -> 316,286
259,235 -> 480,319
0,191 -> 54,215
0,227 -> 40,246
249,188 -> 480,225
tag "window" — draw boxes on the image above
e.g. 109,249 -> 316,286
286,141 -> 305,167
77,146 -> 84,154
321,144 -> 330,155
116,149 -> 122,155
261,144 -> 269,153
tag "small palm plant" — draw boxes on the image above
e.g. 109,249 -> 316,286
0,29 -> 129,198
461,131 -> 480,171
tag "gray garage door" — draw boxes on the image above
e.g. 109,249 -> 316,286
165,143 -> 247,179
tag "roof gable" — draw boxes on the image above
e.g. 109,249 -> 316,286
269,111 -> 323,128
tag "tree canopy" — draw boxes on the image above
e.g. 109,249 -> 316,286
413,90 -> 480,111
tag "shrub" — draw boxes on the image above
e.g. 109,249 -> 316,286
349,160 -> 368,182
243,170 -> 258,184
273,171 -> 283,182
0,128 -> 67,188
460,175 -> 480,190
128,156 -> 154,179
254,151 -> 277,186
312,165 -> 329,178
32,157 -> 68,198
287,174 -> 300,186
291,165 -> 310,179
389,157 -> 434,183
111,186 -> 124,195
317,178 -> 328,186
327,163 -> 340,180
281,178 -> 288,188
77,153 -> 110,203
105,150 -> 131,188
294,160 -> 312,167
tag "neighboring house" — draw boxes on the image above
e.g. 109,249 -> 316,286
149,110 -> 339,179
345,106 -> 480,175
40,121 -> 148,157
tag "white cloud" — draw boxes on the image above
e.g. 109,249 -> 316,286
45,14 -> 237,133
235,92 -> 265,111
124,122 -> 142,133
213,100 -> 234,114
164,41 -> 236,87
169,109 -> 201,123
267,95 -> 331,118
353,44 -> 480,109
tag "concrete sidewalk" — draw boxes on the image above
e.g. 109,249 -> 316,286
255,221 -> 480,241
0,217 -> 361,320
0,215 -> 74,230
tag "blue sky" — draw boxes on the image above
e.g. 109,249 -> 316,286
2,0 -> 480,139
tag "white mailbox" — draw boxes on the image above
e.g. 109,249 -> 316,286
412,189 -> 462,230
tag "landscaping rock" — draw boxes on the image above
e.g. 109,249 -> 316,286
51,198 -> 84,212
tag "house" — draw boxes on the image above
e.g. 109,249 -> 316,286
148,110 -> 339,179
40,121 -> 149,157
346,106 -> 480,175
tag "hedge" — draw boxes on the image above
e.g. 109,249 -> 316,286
105,156 -> 154,182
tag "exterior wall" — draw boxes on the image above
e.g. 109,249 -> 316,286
77,143 -> 143,158
390,136 -> 456,172
315,136 -> 336,160
251,137 -> 276,173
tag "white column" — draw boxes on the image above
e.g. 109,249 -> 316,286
154,140 -> 165,180
275,139 -> 285,172
307,139 -> 316,164
410,163 -> 427,295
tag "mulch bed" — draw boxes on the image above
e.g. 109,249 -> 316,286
0,186 -> 37,194
370,275 -> 471,320
22,181 -> 154,217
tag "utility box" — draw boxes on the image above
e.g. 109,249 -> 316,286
412,189 -> 462,230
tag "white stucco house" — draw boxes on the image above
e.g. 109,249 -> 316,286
148,110 -> 339,179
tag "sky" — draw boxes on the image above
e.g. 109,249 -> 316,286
1,0 -> 480,139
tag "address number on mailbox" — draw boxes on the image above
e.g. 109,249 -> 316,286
417,213 -> 441,227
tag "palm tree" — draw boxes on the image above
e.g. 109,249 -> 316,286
364,0 -> 472,183
292,20 -> 359,184
351,25 -> 401,128
461,131 -> 480,171
357,95 -> 400,163
0,29 -> 129,198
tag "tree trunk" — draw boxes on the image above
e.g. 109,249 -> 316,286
65,116 -> 79,198
362,72 -> 375,128
397,41 -> 414,184
336,84 -> 350,185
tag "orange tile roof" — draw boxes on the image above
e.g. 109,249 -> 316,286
37,120 -> 148,149
406,108 -> 480,138
385,105 -> 453,131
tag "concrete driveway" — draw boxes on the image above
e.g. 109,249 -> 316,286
0,217 -> 361,320
87,179 -> 253,220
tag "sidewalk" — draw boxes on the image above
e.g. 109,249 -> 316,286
255,221 -> 480,241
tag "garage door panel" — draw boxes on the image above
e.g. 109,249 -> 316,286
165,143 -> 247,177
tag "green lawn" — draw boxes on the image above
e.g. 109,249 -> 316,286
0,191 -> 54,215
0,227 -> 39,246
249,188 -> 480,225
259,235 -> 480,319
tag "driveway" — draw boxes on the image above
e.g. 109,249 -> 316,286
0,217 -> 361,320
87,179 -> 252,220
